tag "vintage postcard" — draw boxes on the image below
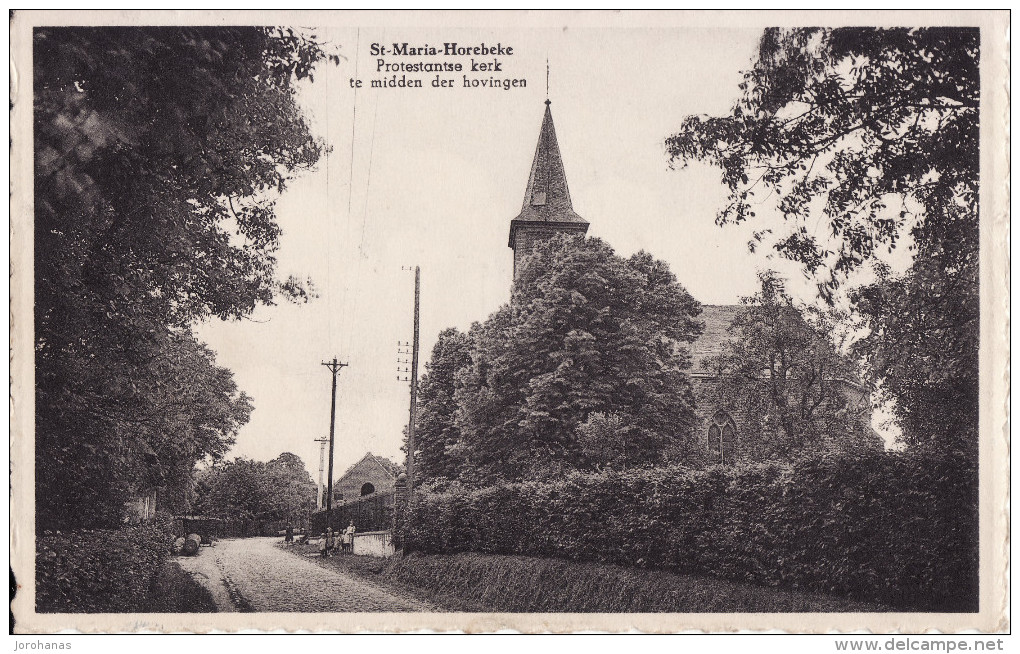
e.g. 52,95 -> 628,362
9,9 -> 1010,634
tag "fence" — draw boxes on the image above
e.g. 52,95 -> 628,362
310,490 -> 395,535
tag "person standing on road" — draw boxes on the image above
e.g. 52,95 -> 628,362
318,532 -> 328,558
343,521 -> 356,554
325,527 -> 336,557
285,524 -> 294,545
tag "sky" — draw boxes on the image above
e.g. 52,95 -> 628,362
194,25 -> 854,484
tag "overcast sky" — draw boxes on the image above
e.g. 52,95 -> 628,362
195,25 -> 840,483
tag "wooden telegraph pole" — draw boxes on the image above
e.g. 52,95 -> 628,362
404,266 -> 421,499
321,357 -> 348,514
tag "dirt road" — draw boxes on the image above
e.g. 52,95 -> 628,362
176,536 -> 429,612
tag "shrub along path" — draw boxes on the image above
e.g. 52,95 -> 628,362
284,543 -> 889,613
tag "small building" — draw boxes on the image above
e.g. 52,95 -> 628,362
312,452 -> 403,538
333,452 -> 402,505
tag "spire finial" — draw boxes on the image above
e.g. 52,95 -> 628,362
545,57 -> 550,102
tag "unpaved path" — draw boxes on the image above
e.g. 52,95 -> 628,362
178,537 -> 428,612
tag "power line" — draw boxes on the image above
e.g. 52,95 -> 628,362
341,30 -> 383,361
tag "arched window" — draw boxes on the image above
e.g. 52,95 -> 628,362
707,411 -> 738,464
360,482 -> 375,497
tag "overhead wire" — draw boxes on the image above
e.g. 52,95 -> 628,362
343,65 -> 381,361
335,27 -> 361,360
324,26 -> 334,354
341,29 -> 382,362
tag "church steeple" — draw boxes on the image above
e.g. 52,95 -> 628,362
508,101 -> 589,280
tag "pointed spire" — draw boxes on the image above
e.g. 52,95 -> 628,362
514,102 -> 586,225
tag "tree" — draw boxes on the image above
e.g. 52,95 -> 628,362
704,272 -> 882,460
36,328 -> 253,528
849,248 -> 978,454
33,27 -> 334,528
575,412 -> 629,469
265,453 -> 319,525
414,327 -> 475,484
451,235 -> 703,482
666,28 -> 978,450
195,453 -> 316,533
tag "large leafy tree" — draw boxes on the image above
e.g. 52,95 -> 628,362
848,244 -> 978,454
450,235 -> 703,482
704,273 -> 882,460
34,27 -> 332,528
414,327 -> 475,484
194,453 -> 317,532
666,27 -> 979,451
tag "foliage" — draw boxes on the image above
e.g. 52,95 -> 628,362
435,235 -> 702,483
36,331 -> 252,529
142,559 -> 220,613
414,327 -> 475,483
194,453 -> 317,533
666,27 -> 978,292
849,249 -> 978,454
575,412 -> 629,469
665,28 -> 979,451
377,551 -> 887,613
704,272 -> 882,459
34,27 -> 333,528
403,450 -> 978,611
36,514 -> 174,612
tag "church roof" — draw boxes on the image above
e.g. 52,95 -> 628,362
689,305 -> 866,388
513,101 -> 587,227
690,305 -> 743,373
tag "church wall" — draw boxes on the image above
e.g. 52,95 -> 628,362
691,376 -> 752,457
690,375 -> 878,462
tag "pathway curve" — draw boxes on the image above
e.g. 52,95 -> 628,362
179,537 -> 430,612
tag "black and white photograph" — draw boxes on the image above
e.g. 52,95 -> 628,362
9,9 -> 1009,637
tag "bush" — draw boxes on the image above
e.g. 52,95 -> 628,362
382,552 -> 888,613
402,450 -> 977,611
36,514 -> 174,612
142,559 -> 218,613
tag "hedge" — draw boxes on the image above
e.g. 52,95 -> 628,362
36,514 -> 174,612
402,450 -> 978,611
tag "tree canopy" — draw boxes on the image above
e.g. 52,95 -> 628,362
414,235 -> 703,484
666,27 -> 979,451
34,27 -> 332,528
414,327 -> 475,483
194,453 -> 317,532
703,272 -> 882,460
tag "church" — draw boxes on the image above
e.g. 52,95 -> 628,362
506,101 -> 874,462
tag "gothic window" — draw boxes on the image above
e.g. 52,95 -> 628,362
707,411 -> 738,464
360,482 -> 375,497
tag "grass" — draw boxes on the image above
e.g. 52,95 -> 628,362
279,541 -> 889,613
142,559 -> 219,613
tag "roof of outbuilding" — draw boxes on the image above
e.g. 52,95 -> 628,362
336,452 -> 403,485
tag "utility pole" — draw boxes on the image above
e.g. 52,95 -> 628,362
321,357 -> 348,514
314,435 -> 329,510
405,266 -> 421,499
